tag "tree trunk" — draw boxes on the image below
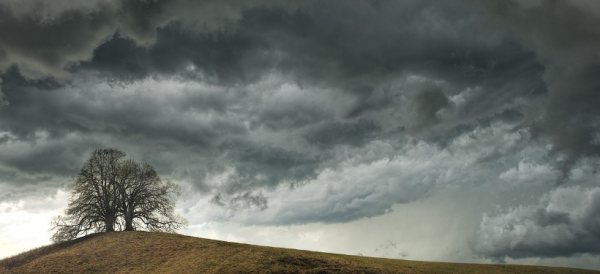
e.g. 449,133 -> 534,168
125,208 -> 135,231
105,217 -> 115,232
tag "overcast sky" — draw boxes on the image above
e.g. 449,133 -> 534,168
1,0 -> 600,270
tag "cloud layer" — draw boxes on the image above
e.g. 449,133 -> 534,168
474,187 -> 600,261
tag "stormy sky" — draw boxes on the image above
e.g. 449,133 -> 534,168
1,0 -> 600,269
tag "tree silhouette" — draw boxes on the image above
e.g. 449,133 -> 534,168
118,160 -> 185,232
51,149 -> 186,242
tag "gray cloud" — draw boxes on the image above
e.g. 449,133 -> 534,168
473,0 -> 600,180
0,0 -> 548,213
473,187 -> 600,261
219,138 -> 321,190
414,88 -> 450,127
0,1 -> 117,79
305,120 -> 381,148
203,124 -> 538,226
0,0 -> 300,80
0,78 -> 6,106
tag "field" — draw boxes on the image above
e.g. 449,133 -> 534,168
0,231 -> 597,274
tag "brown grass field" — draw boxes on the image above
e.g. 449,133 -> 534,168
0,231 -> 597,274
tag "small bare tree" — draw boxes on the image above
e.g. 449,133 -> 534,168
51,149 -> 124,242
118,160 -> 186,232
51,149 -> 186,242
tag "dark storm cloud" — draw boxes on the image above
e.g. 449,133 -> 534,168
78,35 -> 149,81
0,77 -> 6,106
147,21 -> 267,84
0,70 -> 322,207
305,120 -> 381,148
0,0 -> 542,98
0,0 -> 300,80
220,139 -> 321,189
0,127 -> 107,205
1,0 -> 545,134
2,142 -> 88,176
473,187 -> 600,261
0,1 -> 117,79
69,0 -> 546,118
0,68 -> 247,145
414,88 -> 450,127
0,0 -> 548,214
473,0 -> 600,180
211,191 -> 268,211
159,0 -> 541,96
0,69 -> 247,195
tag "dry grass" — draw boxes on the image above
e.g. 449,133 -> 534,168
0,231 -> 597,274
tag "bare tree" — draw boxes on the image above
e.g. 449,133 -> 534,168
117,160 -> 186,232
51,149 -> 186,242
51,149 -> 124,242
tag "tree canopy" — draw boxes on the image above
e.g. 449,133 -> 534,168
51,149 -> 186,242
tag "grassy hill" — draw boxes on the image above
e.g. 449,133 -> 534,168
0,232 -> 597,274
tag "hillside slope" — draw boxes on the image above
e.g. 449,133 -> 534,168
0,231 -> 597,274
